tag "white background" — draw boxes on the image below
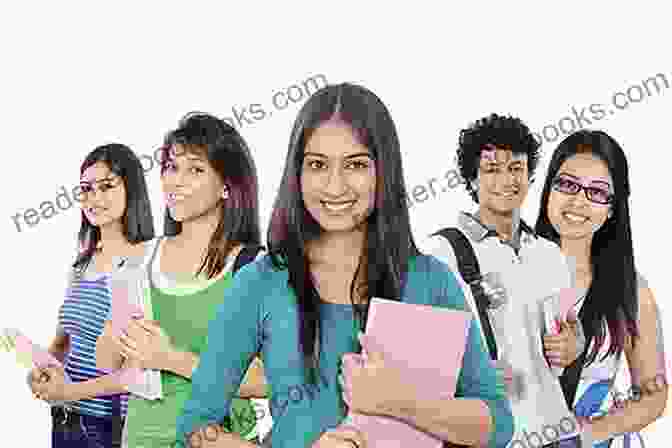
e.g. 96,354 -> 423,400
1,2 -> 669,446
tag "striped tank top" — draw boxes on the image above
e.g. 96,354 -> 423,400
58,267 -> 128,418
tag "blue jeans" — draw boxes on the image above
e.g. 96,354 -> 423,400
51,407 -> 124,448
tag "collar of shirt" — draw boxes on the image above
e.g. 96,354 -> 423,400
457,211 -> 537,251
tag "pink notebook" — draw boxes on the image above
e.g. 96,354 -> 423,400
108,270 -> 163,400
109,282 -> 144,339
2,328 -> 71,381
347,298 -> 472,448
106,282 -> 143,391
540,288 -> 584,376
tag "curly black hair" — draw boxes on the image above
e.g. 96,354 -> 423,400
457,113 -> 541,203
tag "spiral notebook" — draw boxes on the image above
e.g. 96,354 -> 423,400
346,297 -> 472,448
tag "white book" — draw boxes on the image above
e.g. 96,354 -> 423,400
111,257 -> 163,400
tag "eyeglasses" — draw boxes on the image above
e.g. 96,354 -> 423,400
551,175 -> 613,205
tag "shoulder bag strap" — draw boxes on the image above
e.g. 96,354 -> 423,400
432,228 -> 498,360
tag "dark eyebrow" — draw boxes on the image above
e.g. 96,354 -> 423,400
304,151 -> 372,160
481,160 -> 500,166
556,172 -> 580,179
589,181 -> 611,190
80,176 -> 116,184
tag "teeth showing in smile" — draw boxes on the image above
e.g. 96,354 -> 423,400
321,200 -> 356,211
563,212 -> 588,223
496,192 -> 517,198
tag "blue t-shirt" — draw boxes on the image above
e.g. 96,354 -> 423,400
175,254 -> 514,447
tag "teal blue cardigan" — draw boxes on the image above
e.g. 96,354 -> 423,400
175,254 -> 514,447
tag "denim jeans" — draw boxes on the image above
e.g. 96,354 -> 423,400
51,407 -> 124,448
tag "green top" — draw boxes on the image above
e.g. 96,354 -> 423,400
124,270 -> 259,447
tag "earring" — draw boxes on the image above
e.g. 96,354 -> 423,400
222,188 -> 229,200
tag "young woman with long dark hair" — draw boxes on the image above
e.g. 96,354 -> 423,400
29,143 -> 156,448
175,83 -> 514,448
96,113 -> 268,446
535,130 -> 667,446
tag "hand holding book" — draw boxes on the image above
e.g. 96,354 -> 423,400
109,269 -> 163,400
1,327 -> 73,406
541,288 -> 587,374
341,298 -> 471,448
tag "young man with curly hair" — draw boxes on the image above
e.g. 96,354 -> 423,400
420,114 -> 586,447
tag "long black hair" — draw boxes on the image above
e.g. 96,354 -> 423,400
535,129 -> 639,364
74,143 -> 155,272
160,112 -> 261,279
267,83 -> 419,383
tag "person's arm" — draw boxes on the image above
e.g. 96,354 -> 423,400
583,281 -> 667,442
122,325 -> 266,391
164,349 -> 200,378
378,261 -> 514,447
59,368 -> 130,401
174,261 -> 265,448
28,326 -> 70,392
47,326 -> 69,363
96,320 -> 124,371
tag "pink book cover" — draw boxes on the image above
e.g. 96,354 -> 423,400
107,277 -> 144,388
109,280 -> 144,339
347,297 -> 472,448
108,272 -> 163,399
541,287 -> 584,376
2,328 -> 71,382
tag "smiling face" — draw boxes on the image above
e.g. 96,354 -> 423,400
547,152 -> 613,241
300,121 -> 377,234
80,162 -> 127,228
161,144 -> 227,223
476,147 -> 529,215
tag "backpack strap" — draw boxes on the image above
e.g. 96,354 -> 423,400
432,228 -> 498,360
232,245 -> 264,274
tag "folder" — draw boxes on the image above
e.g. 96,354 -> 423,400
346,297 -> 472,448
109,265 -> 163,400
1,327 -> 71,377
538,288 -> 586,377
1,327 -> 73,406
